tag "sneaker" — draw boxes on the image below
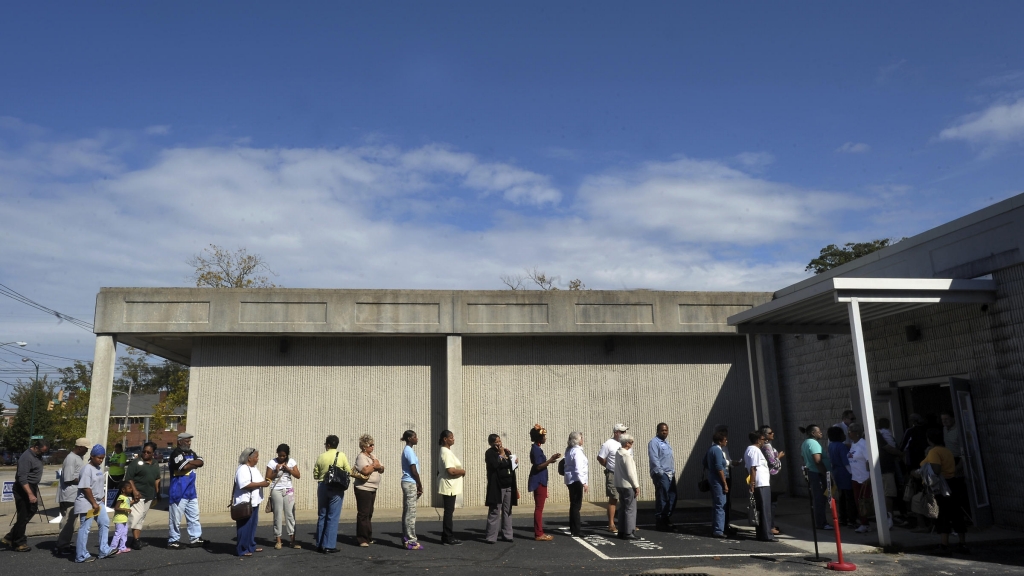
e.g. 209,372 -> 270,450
13,545 -> 31,552
104,550 -> 120,559
0,537 -> 11,548
131,539 -> 143,551
534,534 -> 554,541
167,541 -> 184,550
444,538 -> 463,546
823,524 -> 834,530
359,542 -> 370,547
855,524 -> 870,533
405,541 -> 423,550
188,538 -> 206,548
78,556 -> 96,563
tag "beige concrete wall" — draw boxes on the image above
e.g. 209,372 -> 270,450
460,336 -> 754,508
187,336 -> 443,514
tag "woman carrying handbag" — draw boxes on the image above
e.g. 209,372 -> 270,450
233,448 -> 270,557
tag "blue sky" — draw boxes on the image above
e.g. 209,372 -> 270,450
1,3 -> 1023,395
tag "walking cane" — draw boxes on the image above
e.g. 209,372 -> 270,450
802,466 -> 829,562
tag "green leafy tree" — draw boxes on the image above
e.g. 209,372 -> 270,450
5,376 -> 56,450
187,244 -> 278,288
151,364 -> 190,431
806,239 -> 903,275
50,361 -> 93,448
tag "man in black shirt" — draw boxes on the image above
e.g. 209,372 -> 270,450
2,440 -> 49,552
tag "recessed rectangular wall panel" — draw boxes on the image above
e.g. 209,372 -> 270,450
124,301 -> 210,324
466,303 -> 549,325
575,303 -> 654,325
239,302 -> 327,324
679,304 -> 751,325
355,303 -> 440,325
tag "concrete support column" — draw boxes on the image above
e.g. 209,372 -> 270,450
745,334 -> 760,429
847,300 -> 891,546
86,335 -> 117,446
445,334 -> 463,507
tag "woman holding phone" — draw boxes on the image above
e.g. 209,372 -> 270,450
265,443 -> 300,550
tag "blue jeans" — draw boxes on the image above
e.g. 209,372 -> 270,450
168,498 -> 202,543
652,473 -> 677,521
236,507 -> 259,556
315,483 -> 344,550
76,510 -> 111,562
710,481 -> 727,535
807,471 -> 828,529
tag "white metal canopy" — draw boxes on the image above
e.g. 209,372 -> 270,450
728,277 -> 996,546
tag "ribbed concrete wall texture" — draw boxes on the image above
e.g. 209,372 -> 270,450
772,262 -> 1024,528
187,336 -> 443,514
461,336 -> 755,508
184,334 -> 754,513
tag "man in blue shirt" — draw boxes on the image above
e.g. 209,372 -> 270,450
167,432 -> 205,549
647,422 -> 676,531
705,431 -> 729,537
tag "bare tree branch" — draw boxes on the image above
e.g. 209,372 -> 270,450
186,244 -> 278,288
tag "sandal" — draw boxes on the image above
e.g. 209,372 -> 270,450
242,553 -> 253,557
255,548 -> 264,553
275,542 -> 282,550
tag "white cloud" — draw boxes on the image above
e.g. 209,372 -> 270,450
145,125 -> 171,135
576,157 -> 848,244
734,151 -> 775,169
2,124 -> 879,366
836,142 -> 871,154
939,98 -> 1024,144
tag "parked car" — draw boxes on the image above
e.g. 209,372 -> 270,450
1,449 -> 20,465
158,447 -> 173,463
123,446 -> 144,461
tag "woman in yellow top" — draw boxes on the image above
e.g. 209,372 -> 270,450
437,429 -> 466,546
313,435 -> 350,554
921,428 -> 968,554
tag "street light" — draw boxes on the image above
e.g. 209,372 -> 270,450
21,357 -> 40,437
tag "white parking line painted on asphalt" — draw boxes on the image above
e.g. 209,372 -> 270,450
571,536 -> 805,561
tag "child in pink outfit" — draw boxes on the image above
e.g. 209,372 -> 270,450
109,482 -> 136,553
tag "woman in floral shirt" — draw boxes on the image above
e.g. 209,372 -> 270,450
759,425 -> 785,535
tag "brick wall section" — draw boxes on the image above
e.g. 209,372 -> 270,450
772,262 -> 1024,528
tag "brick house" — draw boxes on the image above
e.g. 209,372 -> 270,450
109,392 -> 186,449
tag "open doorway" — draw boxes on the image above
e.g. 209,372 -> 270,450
898,382 -> 953,430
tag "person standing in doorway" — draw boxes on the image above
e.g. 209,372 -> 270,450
167,432 -> 205,549
400,430 -> 424,550
597,423 -> 629,534
437,430 -> 466,545
648,423 -> 677,531
941,413 -> 962,462
563,431 -> 589,537
125,442 -> 161,550
922,428 -> 969,554
313,434 -> 349,553
483,434 -> 518,544
2,439 -> 49,553
75,445 -> 115,563
745,431 -> 777,542
108,443 -> 128,484
56,438 -> 90,556
799,424 -> 833,531
834,411 -> 856,446
900,413 -> 929,472
528,424 -> 560,542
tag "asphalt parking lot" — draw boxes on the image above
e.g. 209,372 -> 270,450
6,507 -> 1024,575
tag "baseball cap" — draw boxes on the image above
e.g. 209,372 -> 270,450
613,423 -> 629,432
178,432 -> 194,440
75,438 -> 90,448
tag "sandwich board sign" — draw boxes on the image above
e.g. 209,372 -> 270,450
1,481 -> 13,503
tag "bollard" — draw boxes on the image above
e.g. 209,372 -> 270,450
826,496 -> 856,571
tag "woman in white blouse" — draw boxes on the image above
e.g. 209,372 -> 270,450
234,448 -> 270,557
845,423 -> 872,533
563,431 -> 588,537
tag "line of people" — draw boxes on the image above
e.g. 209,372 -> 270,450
6,422 -> 692,561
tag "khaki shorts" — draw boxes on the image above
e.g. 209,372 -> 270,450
882,473 -> 897,499
129,498 -> 152,530
605,470 -> 617,499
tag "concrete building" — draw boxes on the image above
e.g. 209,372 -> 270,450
84,289 -> 771,513
730,192 -> 1024,544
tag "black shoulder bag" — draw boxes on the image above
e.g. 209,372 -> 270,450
229,467 -> 254,521
324,452 -> 350,491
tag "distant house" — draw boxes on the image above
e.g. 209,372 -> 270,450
1,405 -> 16,428
109,392 -> 186,448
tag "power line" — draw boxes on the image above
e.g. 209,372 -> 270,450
0,344 -> 89,363
0,282 -> 94,332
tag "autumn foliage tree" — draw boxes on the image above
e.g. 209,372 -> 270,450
187,244 -> 278,288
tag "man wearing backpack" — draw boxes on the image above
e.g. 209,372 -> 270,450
313,435 -> 350,553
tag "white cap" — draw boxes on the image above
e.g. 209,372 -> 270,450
613,423 -> 629,432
